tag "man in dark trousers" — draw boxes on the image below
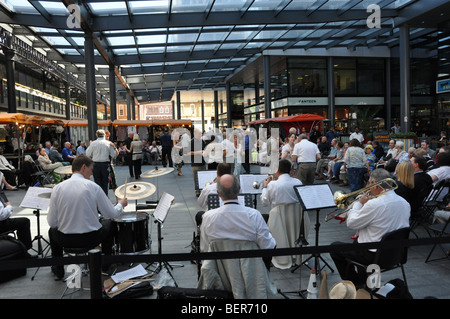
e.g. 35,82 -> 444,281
160,129 -> 173,168
124,131 -> 134,177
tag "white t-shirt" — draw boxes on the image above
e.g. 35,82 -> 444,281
291,139 -> 320,163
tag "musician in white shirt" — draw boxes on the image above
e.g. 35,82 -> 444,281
47,154 -> 128,279
200,174 -> 276,253
260,159 -> 302,207
329,168 -> 410,286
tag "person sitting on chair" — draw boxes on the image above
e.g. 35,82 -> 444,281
38,147 -> 63,171
49,142 -> 70,166
47,154 -> 128,280
329,168 -> 410,287
200,174 -> 276,253
0,189 -> 34,257
260,159 -> 310,269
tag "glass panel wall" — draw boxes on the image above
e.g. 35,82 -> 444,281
287,57 -> 327,96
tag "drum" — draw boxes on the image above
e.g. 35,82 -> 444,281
113,212 -> 150,254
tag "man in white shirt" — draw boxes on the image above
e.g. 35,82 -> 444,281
0,147 -> 18,187
86,129 -> 118,195
349,127 -> 364,144
47,155 -> 128,279
291,134 -> 321,185
330,168 -> 410,286
200,174 -> 276,253
197,163 -> 232,212
260,159 -> 302,207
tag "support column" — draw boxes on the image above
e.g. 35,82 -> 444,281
176,91 -> 181,120
214,90 -> 219,129
109,66 -> 117,122
65,83 -> 71,120
226,82 -> 232,128
85,32 -> 97,140
327,57 -> 335,128
172,100 -> 175,120
4,42 -> 16,113
399,24 -> 411,133
201,99 -> 205,133
263,55 -> 271,118
131,97 -> 136,120
385,58 -> 391,131
126,93 -> 131,120
255,80 -> 260,105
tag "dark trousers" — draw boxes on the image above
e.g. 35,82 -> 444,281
133,159 -> 142,179
0,217 -> 32,250
243,149 -> 250,173
162,146 -> 173,167
1,169 -> 16,186
93,162 -> 110,195
48,219 -> 114,257
329,240 -> 376,286
126,154 -> 134,177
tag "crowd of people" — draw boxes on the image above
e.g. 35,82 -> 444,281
0,124 -> 448,298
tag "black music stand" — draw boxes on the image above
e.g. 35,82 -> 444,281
145,192 -> 182,286
293,184 -> 336,274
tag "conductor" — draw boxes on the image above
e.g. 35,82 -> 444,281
47,154 -> 128,279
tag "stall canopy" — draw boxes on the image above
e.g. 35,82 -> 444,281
248,114 -> 324,136
63,119 -> 112,127
0,113 -> 29,124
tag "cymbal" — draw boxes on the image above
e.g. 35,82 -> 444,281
54,165 -> 73,175
141,167 -> 174,178
115,182 -> 156,200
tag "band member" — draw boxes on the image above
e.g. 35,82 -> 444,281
329,168 -> 410,287
47,155 -> 128,280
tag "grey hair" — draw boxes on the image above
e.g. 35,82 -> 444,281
396,140 -> 404,149
216,175 -> 240,200
96,129 -> 105,138
299,134 -> 308,140
370,168 -> 391,183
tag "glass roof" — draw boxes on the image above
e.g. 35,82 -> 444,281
0,0 -> 443,103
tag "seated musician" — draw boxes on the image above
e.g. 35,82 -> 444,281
260,159 -> 302,207
200,174 -> 276,254
47,154 -> 128,280
197,163 -> 232,212
329,168 -> 410,287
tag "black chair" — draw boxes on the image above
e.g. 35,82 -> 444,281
345,227 -> 410,290
60,246 -> 94,298
207,193 -> 254,210
425,217 -> 450,263
410,179 -> 449,237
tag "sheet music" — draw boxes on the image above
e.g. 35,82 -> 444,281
294,184 -> 336,210
153,192 -> 175,223
19,187 -> 53,210
197,171 -> 217,189
239,174 -> 268,194
110,264 -> 147,283
219,195 -> 246,207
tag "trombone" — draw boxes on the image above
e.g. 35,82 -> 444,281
324,178 -> 398,222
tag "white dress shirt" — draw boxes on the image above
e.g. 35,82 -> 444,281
0,201 -> 13,221
86,137 -> 117,162
349,132 -> 364,143
200,200 -> 276,252
260,173 -> 302,207
291,139 -> 320,163
346,190 -> 410,250
47,173 -> 123,234
197,182 -> 218,211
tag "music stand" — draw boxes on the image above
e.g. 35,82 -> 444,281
19,187 -> 53,280
293,184 -> 336,274
146,192 -> 182,286
239,174 -> 268,208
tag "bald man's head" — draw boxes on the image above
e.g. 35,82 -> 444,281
216,174 -> 240,200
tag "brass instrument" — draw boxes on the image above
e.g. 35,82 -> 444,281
253,175 -> 274,189
325,178 -> 398,222
205,177 -> 218,187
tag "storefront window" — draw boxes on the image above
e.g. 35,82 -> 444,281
288,58 -> 327,96
334,58 -> 356,95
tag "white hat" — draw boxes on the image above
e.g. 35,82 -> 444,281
329,281 -> 357,299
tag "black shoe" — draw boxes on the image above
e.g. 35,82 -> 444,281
51,266 -> 65,281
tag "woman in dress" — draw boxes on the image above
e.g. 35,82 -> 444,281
172,130 -> 184,176
128,133 -> 143,180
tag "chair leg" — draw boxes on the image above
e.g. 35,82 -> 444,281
400,265 -> 408,290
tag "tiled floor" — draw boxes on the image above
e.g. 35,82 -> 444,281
0,163 -> 449,300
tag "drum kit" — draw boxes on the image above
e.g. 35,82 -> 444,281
112,166 -> 174,256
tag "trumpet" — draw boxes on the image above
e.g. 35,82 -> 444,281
325,178 -> 398,222
253,175 -> 274,189
205,177 -> 218,187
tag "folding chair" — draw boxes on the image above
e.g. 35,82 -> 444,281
207,193 -> 253,210
32,161 -> 57,186
425,216 -> 450,263
345,227 -> 410,290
